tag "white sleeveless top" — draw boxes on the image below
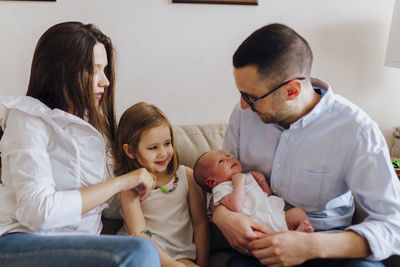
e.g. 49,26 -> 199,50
213,172 -> 288,232
120,165 -> 196,260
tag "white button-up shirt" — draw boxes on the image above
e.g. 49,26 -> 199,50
223,80 -> 400,261
0,96 -> 108,236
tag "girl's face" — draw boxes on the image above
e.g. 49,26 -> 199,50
92,42 -> 109,106
137,124 -> 174,175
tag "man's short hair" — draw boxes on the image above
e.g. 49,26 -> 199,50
233,23 -> 313,84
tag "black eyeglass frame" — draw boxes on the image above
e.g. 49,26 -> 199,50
240,77 -> 305,109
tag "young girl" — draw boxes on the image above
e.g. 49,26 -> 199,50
113,102 -> 209,267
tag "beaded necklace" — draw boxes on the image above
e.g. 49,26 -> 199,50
154,173 -> 179,194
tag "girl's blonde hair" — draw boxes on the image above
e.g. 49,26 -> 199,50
113,102 -> 179,176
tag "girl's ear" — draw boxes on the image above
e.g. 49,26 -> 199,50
205,177 -> 216,189
122,144 -> 135,159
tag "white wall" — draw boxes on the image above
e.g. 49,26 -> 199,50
0,0 -> 399,147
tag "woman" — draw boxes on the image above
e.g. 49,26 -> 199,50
0,21 -> 160,267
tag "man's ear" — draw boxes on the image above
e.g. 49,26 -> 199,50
122,144 -> 135,159
286,79 -> 302,100
205,177 -> 216,188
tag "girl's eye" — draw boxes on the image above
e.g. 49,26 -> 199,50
148,146 -> 157,150
165,141 -> 171,146
218,160 -> 223,164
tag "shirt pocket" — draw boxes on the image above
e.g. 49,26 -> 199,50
287,168 -> 342,212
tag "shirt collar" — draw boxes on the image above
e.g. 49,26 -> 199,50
0,95 -> 102,138
290,78 -> 335,129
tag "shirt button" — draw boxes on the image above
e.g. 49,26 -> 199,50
284,133 -> 289,138
276,164 -> 280,168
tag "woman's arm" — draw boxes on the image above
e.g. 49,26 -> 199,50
2,108 -> 155,230
80,168 -> 154,215
186,167 -> 209,267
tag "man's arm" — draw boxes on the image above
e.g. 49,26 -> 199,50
211,202 -> 270,254
344,125 -> 400,260
250,230 -> 370,266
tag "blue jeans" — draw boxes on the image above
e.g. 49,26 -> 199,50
227,252 -> 385,267
0,233 -> 160,267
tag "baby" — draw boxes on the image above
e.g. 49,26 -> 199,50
193,150 -> 314,233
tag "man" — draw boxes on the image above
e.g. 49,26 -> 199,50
212,23 -> 400,267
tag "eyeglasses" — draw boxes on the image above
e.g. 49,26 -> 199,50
240,77 -> 305,110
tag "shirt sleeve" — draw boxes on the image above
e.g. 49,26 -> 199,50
223,102 -> 241,159
212,182 -> 234,206
345,123 -> 400,261
1,109 -> 82,231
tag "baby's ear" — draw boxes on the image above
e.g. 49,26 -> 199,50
205,177 -> 216,188
122,144 -> 135,159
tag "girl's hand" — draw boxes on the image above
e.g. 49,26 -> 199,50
119,168 -> 155,200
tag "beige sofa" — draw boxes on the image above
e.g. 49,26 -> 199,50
102,123 -> 399,267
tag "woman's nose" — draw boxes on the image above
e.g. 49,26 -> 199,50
98,72 -> 110,88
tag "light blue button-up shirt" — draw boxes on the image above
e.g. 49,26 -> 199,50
223,80 -> 400,261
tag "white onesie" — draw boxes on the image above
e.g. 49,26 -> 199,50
212,172 -> 288,232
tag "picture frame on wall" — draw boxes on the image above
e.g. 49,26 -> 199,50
173,0 -> 257,5
0,0 -> 56,1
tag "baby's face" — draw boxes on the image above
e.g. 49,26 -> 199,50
203,150 -> 242,185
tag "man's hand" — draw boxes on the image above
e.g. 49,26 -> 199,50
250,231 -> 316,267
212,205 -> 269,254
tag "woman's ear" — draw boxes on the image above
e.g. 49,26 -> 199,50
122,144 -> 135,159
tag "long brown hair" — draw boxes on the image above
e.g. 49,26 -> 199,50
113,102 -> 179,177
26,21 -> 117,142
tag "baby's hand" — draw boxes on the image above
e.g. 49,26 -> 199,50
251,171 -> 271,195
232,173 -> 246,185
251,171 -> 265,181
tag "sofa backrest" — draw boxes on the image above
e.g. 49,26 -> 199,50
173,123 -> 228,169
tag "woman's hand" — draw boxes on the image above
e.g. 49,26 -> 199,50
80,168 -> 155,214
119,168 -> 155,200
